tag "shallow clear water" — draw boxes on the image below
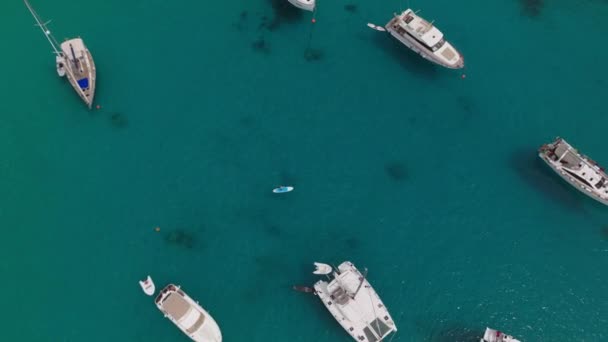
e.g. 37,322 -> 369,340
1,0 -> 607,341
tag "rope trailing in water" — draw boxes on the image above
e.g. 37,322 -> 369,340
305,5 -> 318,51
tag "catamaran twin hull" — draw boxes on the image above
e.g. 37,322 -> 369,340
314,261 -> 397,342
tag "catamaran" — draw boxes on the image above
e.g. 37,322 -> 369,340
539,137 -> 608,205
288,0 -> 316,12
481,327 -> 521,342
24,0 -> 96,109
312,261 -> 397,342
385,9 -> 464,69
155,284 -> 222,342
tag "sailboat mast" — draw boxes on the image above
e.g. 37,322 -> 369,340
23,0 -> 62,55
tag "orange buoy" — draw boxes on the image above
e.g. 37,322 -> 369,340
96,105 -> 101,109
154,227 -> 160,232
312,18 -> 316,23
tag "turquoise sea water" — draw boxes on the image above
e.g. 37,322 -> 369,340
1,0 -> 607,341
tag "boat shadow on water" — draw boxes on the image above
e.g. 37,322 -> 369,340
508,147 -> 585,211
370,32 -> 440,80
414,317 -> 480,342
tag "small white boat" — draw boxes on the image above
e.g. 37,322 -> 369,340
139,276 -> 155,296
56,55 -> 66,77
481,327 -> 521,342
155,284 -> 222,342
539,137 -> 608,205
288,0 -> 316,12
367,23 -> 386,32
313,262 -> 332,275
313,261 -> 397,341
273,185 -> 294,194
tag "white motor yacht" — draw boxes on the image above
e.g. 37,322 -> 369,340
539,137 -> 608,205
385,9 -> 464,69
155,284 -> 222,342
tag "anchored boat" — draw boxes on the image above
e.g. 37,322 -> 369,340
539,137 -> 608,205
155,284 -> 222,342
24,0 -> 96,108
288,0 -> 316,12
481,327 -> 521,342
313,261 -> 397,342
385,9 -> 464,69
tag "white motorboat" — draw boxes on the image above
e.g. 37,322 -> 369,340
288,0 -> 316,12
313,261 -> 397,341
155,284 -> 222,342
539,137 -> 608,205
385,9 -> 464,69
481,327 -> 521,342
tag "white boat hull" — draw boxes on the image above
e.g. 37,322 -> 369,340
288,0 -> 315,11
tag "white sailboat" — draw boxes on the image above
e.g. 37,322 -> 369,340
24,0 -> 96,108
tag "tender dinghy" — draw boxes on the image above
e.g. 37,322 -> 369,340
56,55 -> 66,77
367,23 -> 386,32
139,275 -> 155,296
313,262 -> 332,275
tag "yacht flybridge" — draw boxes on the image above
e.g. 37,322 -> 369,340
24,0 -> 96,108
481,327 -> 521,342
288,0 -> 316,12
539,137 -> 608,205
313,261 -> 397,342
385,9 -> 464,69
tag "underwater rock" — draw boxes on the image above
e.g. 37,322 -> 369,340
385,161 -> 408,181
520,0 -> 544,17
304,48 -> 324,62
252,37 -> 271,54
109,112 -> 128,128
344,4 -> 357,13
164,229 -> 196,249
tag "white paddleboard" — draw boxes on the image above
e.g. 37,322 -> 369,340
367,23 -> 386,32
139,275 -> 155,296
273,186 -> 294,194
